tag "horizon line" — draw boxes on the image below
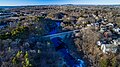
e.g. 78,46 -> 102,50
0,4 -> 120,6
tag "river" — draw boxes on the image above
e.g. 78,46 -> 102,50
48,22 -> 85,67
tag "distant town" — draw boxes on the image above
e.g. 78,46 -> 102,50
0,5 -> 120,67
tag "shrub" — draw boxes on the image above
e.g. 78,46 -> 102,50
99,59 -> 108,67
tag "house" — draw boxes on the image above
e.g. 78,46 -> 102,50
103,31 -> 112,38
97,39 -> 119,54
99,26 -> 106,33
106,23 -> 114,27
101,43 -> 118,54
97,41 -> 101,46
113,28 -> 120,34
87,24 -> 91,27
111,39 -> 120,46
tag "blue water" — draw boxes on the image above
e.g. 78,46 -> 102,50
50,22 -> 85,67
0,6 -> 21,9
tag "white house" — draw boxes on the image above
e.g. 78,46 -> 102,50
106,23 -> 114,27
97,41 -> 102,46
87,24 -> 91,27
101,44 -> 118,54
97,39 -> 119,54
113,28 -> 120,34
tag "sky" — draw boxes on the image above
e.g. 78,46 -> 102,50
0,0 -> 120,6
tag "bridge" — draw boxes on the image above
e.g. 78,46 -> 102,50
41,29 -> 86,67
42,30 -> 79,39
40,21 -> 86,67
